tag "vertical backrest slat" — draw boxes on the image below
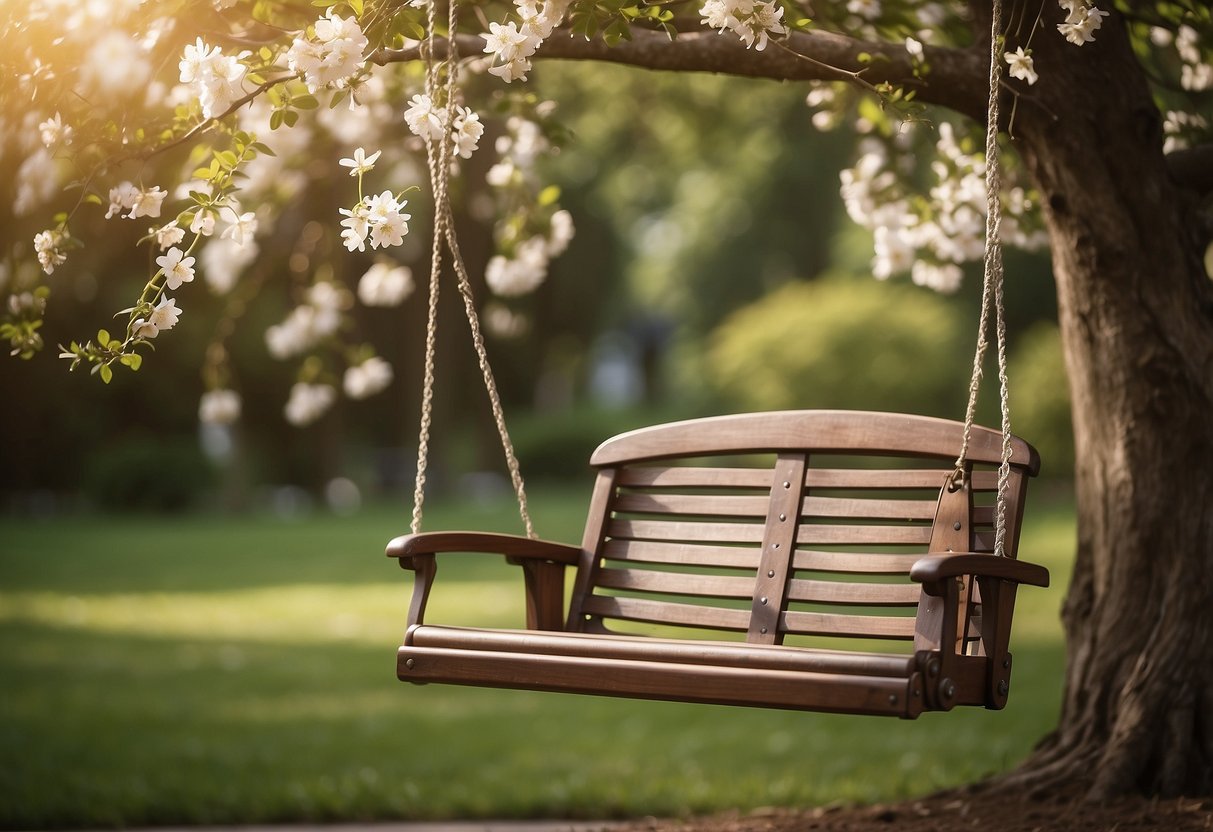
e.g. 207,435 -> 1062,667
748,453 -> 806,644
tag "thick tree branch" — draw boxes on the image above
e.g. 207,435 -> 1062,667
373,28 -> 987,120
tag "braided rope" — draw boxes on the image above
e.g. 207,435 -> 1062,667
410,0 -> 536,538
953,0 -> 1013,557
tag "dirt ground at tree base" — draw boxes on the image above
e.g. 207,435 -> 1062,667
617,792 -> 1213,832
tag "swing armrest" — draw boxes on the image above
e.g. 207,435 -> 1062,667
911,554 -> 1050,596
387,531 -> 582,567
389,532 -> 579,632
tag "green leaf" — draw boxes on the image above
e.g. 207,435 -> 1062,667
293,94 -> 319,110
216,150 -> 239,168
249,142 -> 276,157
84,193 -> 103,206
348,0 -> 364,16
97,329 -> 111,348
120,353 -> 143,371
99,364 -> 113,384
283,109 -> 299,128
538,185 -> 562,206
270,109 -> 284,130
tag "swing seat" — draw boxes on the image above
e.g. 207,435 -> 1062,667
389,410 -> 1049,718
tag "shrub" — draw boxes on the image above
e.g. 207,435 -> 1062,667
705,277 -> 971,418
1007,323 -> 1074,478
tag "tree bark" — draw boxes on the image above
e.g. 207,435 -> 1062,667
1003,7 -> 1213,799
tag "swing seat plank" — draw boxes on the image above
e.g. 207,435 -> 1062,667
389,410 -> 1048,718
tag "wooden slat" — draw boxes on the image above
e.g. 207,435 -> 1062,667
802,496 -> 996,524
804,469 -> 1002,491
780,610 -> 917,639
792,549 -> 924,574
591,411 -> 1039,473
616,466 -> 774,489
786,579 -> 920,606
582,595 -> 751,631
607,518 -> 765,544
397,646 -> 923,716
612,492 -> 770,518
409,625 -> 918,677
605,542 -> 995,574
595,568 -> 755,599
797,524 -> 933,545
602,540 -> 762,569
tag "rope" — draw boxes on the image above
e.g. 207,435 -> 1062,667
410,0 -> 536,539
952,0 -> 1013,557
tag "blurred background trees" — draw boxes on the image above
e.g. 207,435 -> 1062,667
0,59 -> 1065,513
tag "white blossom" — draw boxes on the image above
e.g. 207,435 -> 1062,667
153,220 -> 186,250
403,94 -> 449,142
911,262 -> 964,294
15,149 -> 59,216
200,236 -> 257,294
284,382 -> 336,426
286,8 -> 369,93
39,113 -> 71,148
699,0 -> 787,52
357,262 -> 414,307
1057,2 -> 1109,45
338,146 -> 381,176
132,296 -> 182,339
546,209 -> 575,256
486,236 -> 550,296
190,210 -> 217,237
482,21 -> 539,83
179,38 -> 247,119
343,356 -> 393,399
221,211 -> 258,248
1004,47 -> 1038,85
82,30 -> 151,95
156,247 -> 196,290
33,227 -> 68,275
452,108 -> 485,159
199,389 -> 242,425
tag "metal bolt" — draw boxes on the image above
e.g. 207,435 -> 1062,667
998,680 -> 1009,697
760,627 -> 768,635
888,694 -> 898,705
768,570 -> 775,578
773,543 -> 780,550
405,658 -> 416,670
779,513 -> 787,522
953,521 -> 962,531
1002,658 -> 1011,669
940,679 -> 956,700
760,597 -> 768,605
783,481 -> 791,489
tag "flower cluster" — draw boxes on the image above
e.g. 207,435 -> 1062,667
1057,0 -> 1109,45
840,126 -> 1047,293
357,262 -> 414,307
105,182 -> 167,220
1175,26 -> 1212,91
339,190 -> 411,252
265,282 -> 351,360
699,0 -> 788,52
402,97 -> 485,158
486,210 -> 575,297
33,227 -> 70,275
481,0 -> 572,83
286,8 -> 368,94
179,39 -> 248,120
1004,47 -> 1038,86
199,389 -> 242,425
343,356 -> 393,399
284,382 -> 336,426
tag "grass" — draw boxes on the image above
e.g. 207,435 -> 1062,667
0,483 -> 1077,828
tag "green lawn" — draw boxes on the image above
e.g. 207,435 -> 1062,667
0,484 -> 1076,827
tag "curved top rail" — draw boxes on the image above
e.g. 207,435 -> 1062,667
590,410 -> 1040,474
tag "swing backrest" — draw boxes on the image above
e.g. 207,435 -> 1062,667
565,410 -> 1039,652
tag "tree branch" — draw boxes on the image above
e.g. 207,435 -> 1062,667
373,28 -> 987,120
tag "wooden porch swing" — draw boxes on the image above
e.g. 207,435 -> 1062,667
388,0 -> 1048,718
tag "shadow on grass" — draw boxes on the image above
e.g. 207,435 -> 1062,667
1,616 -> 1063,828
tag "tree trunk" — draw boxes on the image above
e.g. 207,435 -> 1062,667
1007,8 -> 1213,799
